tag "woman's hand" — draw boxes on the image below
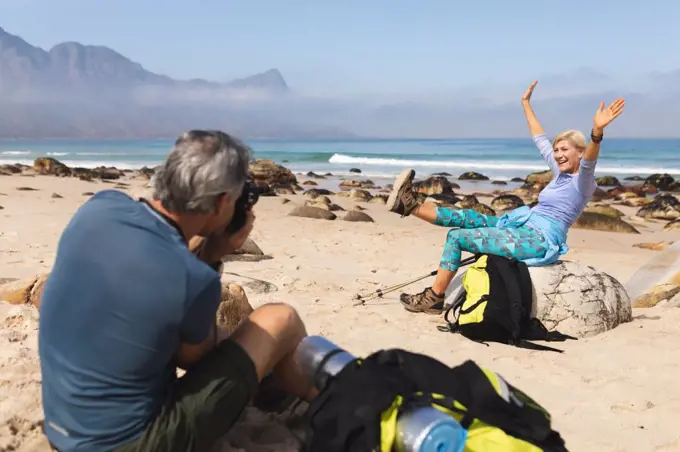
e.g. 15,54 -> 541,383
522,80 -> 538,104
593,98 -> 625,133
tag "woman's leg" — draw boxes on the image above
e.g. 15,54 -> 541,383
400,225 -> 547,313
386,168 -> 497,229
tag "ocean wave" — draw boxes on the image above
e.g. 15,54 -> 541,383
0,159 -> 158,170
327,153 -> 680,175
0,150 -> 30,155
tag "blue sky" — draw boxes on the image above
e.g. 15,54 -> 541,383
0,0 -> 677,95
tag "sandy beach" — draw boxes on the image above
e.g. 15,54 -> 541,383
1,167 -> 679,452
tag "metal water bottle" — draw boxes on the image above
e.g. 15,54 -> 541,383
293,336 -> 468,452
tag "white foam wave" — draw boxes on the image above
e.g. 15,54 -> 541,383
327,153 -> 680,175
0,150 -> 30,155
47,152 -> 69,156
0,159 -> 158,170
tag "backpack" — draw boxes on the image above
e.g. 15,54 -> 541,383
438,254 -> 576,353
303,348 -> 568,452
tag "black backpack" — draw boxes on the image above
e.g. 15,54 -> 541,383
438,254 -> 576,352
303,348 -> 569,451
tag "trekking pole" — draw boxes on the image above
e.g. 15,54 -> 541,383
352,255 -> 479,307
353,270 -> 437,306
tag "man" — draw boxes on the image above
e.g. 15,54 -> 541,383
39,130 -> 313,451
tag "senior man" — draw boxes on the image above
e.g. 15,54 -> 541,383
39,130 -> 312,451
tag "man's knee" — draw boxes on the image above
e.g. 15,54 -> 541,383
229,303 -> 307,380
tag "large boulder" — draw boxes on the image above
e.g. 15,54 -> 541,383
644,173 -> 675,191
34,157 -> 71,177
530,261 -> 632,338
636,194 -> 680,221
573,212 -> 640,234
249,159 -> 297,186
525,170 -> 553,185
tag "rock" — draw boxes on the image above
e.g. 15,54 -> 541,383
511,177 -> 526,183
590,187 -> 613,202
413,176 -> 458,196
215,283 -> 254,335
584,204 -> 624,218
573,212 -> 640,234
665,218 -> 680,231
349,168 -> 362,173
595,176 -> 621,187
456,195 -> 480,209
51,193 -> 63,199
0,273 -> 49,308
458,172 -> 489,181
304,188 -> 334,199
352,205 -> 366,211
302,180 -> 318,186
249,159 -> 297,186
288,206 -> 337,220
232,238 -> 265,256
631,284 -> 680,308
281,198 -> 291,204
624,176 -> 644,181
0,205 -> 3,210
16,186 -> 38,191
668,181 -> 680,192
424,193 -> 461,208
526,170 -> 553,185
491,180 -> 507,185
644,173 -> 675,191
608,185 -> 646,198
349,189 -> 372,201
93,167 -> 124,180
490,194 -> 524,211
507,188 -> 539,204
314,196 -> 331,204
34,157 -> 71,176
82,192 -> 95,196
620,197 -> 652,207
368,195 -> 387,205
636,194 -> 680,221
340,179 -> 375,189
633,241 -> 674,252
305,171 -> 325,179
470,204 -> 496,216
273,184 -> 296,195
0,163 -> 25,175
343,211 -> 375,222
530,261 -> 632,337
431,172 -> 452,176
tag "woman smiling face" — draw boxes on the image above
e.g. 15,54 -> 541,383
552,130 -> 586,174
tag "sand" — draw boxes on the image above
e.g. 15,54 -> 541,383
1,173 -> 679,452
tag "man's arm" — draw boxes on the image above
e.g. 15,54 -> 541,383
175,278 -> 222,370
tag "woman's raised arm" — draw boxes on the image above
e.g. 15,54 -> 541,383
522,80 -> 558,173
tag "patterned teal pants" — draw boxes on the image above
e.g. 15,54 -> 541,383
435,207 -> 547,271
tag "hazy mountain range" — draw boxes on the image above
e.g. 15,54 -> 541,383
1,25 -> 678,139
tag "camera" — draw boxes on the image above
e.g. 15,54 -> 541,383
226,180 -> 261,233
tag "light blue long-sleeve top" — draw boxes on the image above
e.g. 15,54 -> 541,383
496,133 -> 598,266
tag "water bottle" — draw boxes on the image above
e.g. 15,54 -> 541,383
293,336 -> 468,452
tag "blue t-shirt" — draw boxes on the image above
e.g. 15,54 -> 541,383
529,133 -> 598,231
39,190 -> 222,451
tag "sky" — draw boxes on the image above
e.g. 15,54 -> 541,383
0,0 -> 678,97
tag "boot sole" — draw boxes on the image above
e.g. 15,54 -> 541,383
386,168 -> 416,213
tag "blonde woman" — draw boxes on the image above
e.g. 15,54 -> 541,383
386,81 -> 625,314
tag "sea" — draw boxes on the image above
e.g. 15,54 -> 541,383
1,138 -> 678,184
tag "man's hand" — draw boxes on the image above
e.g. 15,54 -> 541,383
194,210 -> 256,264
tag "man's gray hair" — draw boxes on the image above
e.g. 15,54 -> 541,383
152,130 -> 251,214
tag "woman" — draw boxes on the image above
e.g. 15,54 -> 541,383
387,81 -> 625,314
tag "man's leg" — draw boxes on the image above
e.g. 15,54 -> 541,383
115,303 -> 312,452
400,226 -> 547,313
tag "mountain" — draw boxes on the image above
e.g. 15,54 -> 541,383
0,26 -> 354,139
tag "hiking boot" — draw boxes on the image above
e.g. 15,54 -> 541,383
400,287 -> 445,314
386,168 -> 420,216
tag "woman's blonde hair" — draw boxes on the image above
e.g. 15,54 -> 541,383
552,129 -> 587,150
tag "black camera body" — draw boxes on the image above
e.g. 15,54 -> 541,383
226,180 -> 260,233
